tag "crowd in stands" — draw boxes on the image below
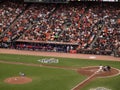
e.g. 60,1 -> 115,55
2,4 -> 55,42
0,1 -> 25,37
19,3 -> 103,50
92,3 -> 120,55
0,1 -> 120,56
21,4 -> 56,41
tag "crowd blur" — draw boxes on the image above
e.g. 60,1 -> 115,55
92,3 -> 120,55
0,1 -> 120,56
0,1 -> 25,36
20,3 -> 102,49
21,4 -> 56,42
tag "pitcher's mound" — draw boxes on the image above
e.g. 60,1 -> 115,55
4,76 -> 32,84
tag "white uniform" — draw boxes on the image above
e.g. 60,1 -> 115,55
19,72 -> 25,76
96,65 -> 103,73
99,65 -> 103,70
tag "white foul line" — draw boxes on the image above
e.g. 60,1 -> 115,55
71,69 -> 99,90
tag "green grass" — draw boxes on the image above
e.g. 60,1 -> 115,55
0,53 -> 120,90
0,54 -> 120,68
81,76 -> 120,90
0,63 -> 85,90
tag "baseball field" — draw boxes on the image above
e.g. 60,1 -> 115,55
0,49 -> 120,90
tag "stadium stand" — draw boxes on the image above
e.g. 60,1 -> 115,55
0,0 -> 120,56
0,1 -> 26,41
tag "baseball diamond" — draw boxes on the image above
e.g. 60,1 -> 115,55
0,49 -> 120,90
0,0 -> 120,90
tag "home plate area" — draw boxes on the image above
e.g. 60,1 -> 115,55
77,66 -> 120,78
90,87 -> 111,90
71,66 -> 120,90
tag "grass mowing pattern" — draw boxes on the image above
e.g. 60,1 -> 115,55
0,63 -> 85,90
0,54 -> 120,90
0,54 -> 120,68
81,76 -> 120,90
